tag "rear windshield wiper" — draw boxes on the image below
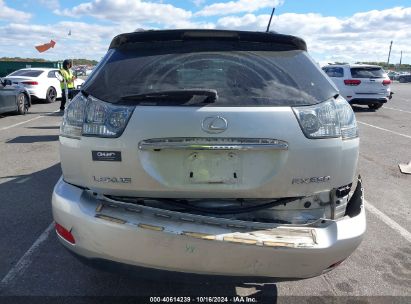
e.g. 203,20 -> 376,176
119,89 -> 218,106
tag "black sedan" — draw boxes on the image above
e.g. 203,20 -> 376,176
398,74 -> 411,83
0,78 -> 31,115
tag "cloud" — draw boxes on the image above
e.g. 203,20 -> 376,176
192,0 -> 206,7
216,7 -> 411,64
196,0 -> 283,17
0,3 -> 410,64
0,21 -> 118,60
0,0 -> 31,22
55,0 -> 193,28
38,0 -> 60,10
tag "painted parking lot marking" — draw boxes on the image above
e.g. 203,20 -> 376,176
16,176 -> 31,184
357,121 -> 411,140
0,177 -> 15,185
365,200 -> 411,243
383,106 -> 411,114
0,222 -> 54,287
0,110 -> 60,132
0,175 -> 30,185
0,116 -> 43,131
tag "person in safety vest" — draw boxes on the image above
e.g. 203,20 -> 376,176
59,59 -> 76,111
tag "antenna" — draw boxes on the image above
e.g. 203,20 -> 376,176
266,7 -> 276,32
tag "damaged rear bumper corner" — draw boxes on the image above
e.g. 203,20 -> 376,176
52,177 -> 366,279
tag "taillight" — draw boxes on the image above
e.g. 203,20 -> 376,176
55,222 -> 75,244
293,96 -> 358,140
22,81 -> 38,85
382,79 -> 391,86
344,79 -> 361,86
60,93 -> 134,139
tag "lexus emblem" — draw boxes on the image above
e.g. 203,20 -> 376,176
201,116 -> 228,134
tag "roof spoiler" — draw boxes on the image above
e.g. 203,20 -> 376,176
109,29 -> 307,51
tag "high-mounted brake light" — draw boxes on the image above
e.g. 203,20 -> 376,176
344,79 -> 361,86
382,79 -> 391,86
55,222 -> 75,244
183,30 -> 239,39
22,81 -> 38,85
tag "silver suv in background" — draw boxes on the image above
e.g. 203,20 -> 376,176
322,64 -> 391,110
52,30 -> 365,279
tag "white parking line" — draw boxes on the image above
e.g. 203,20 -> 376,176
0,177 -> 14,185
16,177 -> 31,184
0,116 -> 43,131
365,200 -> 411,243
357,121 -> 411,139
0,110 -> 60,132
383,106 -> 411,114
0,222 -> 54,287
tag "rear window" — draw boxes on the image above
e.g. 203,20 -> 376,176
350,67 -> 385,78
8,70 -> 43,77
83,42 -> 337,106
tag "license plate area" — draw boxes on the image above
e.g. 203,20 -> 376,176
185,151 -> 241,184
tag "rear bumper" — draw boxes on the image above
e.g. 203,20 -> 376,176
25,87 -> 45,99
52,177 -> 366,279
348,98 -> 388,105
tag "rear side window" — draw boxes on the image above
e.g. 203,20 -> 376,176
350,67 -> 385,78
47,70 -> 58,78
83,43 -> 337,107
8,70 -> 43,77
323,67 -> 344,78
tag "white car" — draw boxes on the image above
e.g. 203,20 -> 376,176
52,30 -> 365,279
322,64 -> 391,110
6,68 -> 84,103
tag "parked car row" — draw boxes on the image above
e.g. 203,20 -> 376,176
387,71 -> 411,82
398,74 -> 411,83
73,65 -> 94,76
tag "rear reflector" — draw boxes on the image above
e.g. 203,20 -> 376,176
55,222 -> 75,244
22,81 -> 38,85
344,79 -> 361,86
382,79 -> 391,86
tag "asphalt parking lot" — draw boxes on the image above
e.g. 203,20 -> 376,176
0,83 -> 410,303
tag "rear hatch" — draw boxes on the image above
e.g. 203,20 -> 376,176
60,30 -> 358,199
349,66 -> 390,96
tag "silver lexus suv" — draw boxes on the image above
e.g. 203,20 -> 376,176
52,30 -> 365,279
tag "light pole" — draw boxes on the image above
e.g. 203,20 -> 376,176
399,50 -> 403,66
387,40 -> 393,65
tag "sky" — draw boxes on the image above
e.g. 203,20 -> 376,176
0,0 -> 410,64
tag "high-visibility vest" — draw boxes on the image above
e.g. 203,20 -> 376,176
59,68 -> 75,89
